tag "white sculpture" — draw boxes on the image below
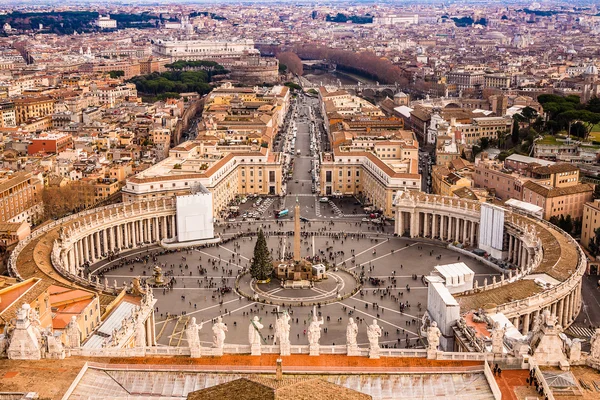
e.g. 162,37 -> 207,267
186,317 -> 204,348
274,309 -> 291,356
249,316 -> 264,356
590,329 -> 600,360
427,321 -> 442,351
212,317 -> 227,354
64,316 -> 82,349
367,319 -> 382,359
491,322 -> 506,354
307,307 -> 324,356
346,318 -> 358,347
569,339 -> 582,362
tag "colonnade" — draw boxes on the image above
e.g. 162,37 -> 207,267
511,283 -> 582,334
506,233 -> 531,271
397,210 -> 479,247
62,214 -> 178,274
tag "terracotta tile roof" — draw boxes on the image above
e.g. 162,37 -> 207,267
523,181 -> 593,198
532,163 -> 579,175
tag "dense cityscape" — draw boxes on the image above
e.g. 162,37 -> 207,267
0,1 -> 600,399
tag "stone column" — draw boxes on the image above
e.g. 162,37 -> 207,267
95,232 -> 101,259
512,316 -> 519,331
462,220 -> 468,245
432,214 -> 437,238
423,213 -> 429,238
562,295 -> 569,327
124,223 -> 130,247
569,291 -> 576,323
73,242 -> 80,268
78,240 -> 84,265
522,313 -> 530,334
455,217 -> 460,243
508,235 -> 513,262
102,229 -> 108,254
153,218 -> 159,242
557,298 -> 564,325
133,221 -> 139,245
116,225 -> 122,249
68,249 -> 75,272
163,216 -> 169,239
470,221 -> 476,246
82,236 -> 89,262
398,211 -> 404,236
440,215 -> 445,241
171,216 -> 176,239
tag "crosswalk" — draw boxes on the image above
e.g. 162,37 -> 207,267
566,324 -> 596,338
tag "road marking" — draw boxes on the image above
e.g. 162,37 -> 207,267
154,298 -> 243,326
219,245 -> 250,261
345,296 -> 422,320
348,242 -> 419,270
340,240 -> 389,267
339,301 -> 420,338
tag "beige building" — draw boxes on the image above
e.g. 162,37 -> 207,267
521,181 -> 593,220
123,141 -> 283,218
13,96 -> 56,125
581,199 -> 600,250
431,166 -> 472,197
320,130 -> 420,217
0,171 -> 43,224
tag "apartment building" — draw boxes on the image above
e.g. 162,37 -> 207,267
0,102 -> 16,127
581,199 -> 600,250
13,96 -> 56,125
28,132 -> 73,155
522,180 -> 593,220
484,74 -> 511,89
431,166 -> 472,197
320,130 -> 420,217
0,171 -> 43,224
446,70 -> 485,90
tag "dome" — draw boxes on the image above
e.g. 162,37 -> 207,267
585,63 -> 598,75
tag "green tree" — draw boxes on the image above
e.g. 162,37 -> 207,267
512,115 -> 521,145
588,227 -> 600,257
250,229 -> 273,281
520,106 -> 538,135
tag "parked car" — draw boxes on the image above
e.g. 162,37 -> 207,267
319,197 -> 329,203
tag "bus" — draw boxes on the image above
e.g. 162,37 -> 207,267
276,209 -> 289,218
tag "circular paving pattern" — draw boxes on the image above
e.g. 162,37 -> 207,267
236,268 -> 361,306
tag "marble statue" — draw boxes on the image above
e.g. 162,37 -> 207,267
307,307 -> 324,356
64,316 -> 82,349
367,319 -> 382,359
346,318 -> 358,347
212,317 -> 228,354
249,316 -> 264,356
186,318 -> 203,348
274,310 -> 291,346
590,329 -> 600,360
427,321 -> 442,351
308,313 -> 324,346
569,339 -> 582,362
274,309 -> 291,356
346,317 -> 359,356
491,322 -> 506,354
249,316 -> 264,345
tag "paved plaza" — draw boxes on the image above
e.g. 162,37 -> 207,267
84,97 -> 505,350
89,219 -> 501,349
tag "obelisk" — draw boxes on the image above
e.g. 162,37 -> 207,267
293,196 -> 301,262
